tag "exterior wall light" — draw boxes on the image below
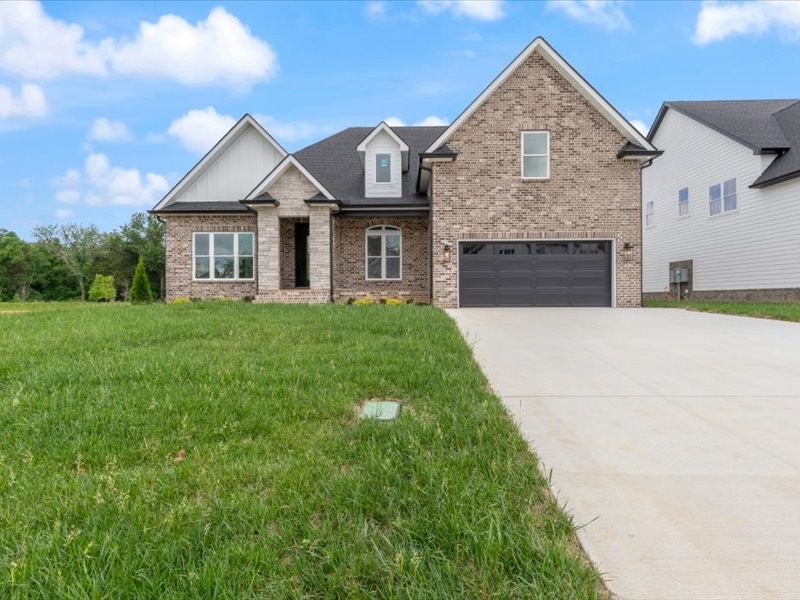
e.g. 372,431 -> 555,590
442,242 -> 451,261
622,242 -> 635,260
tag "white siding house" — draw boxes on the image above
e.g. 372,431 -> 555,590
643,101 -> 800,300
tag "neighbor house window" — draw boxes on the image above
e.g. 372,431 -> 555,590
645,201 -> 654,227
521,131 -> 550,179
678,187 -> 689,216
193,232 -> 254,280
709,178 -> 737,216
365,225 -> 401,280
376,153 -> 392,183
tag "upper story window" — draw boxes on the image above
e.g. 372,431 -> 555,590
521,131 -> 550,179
375,153 -> 392,183
365,225 -> 401,280
709,178 -> 737,216
645,201 -> 654,227
193,232 -> 254,280
678,187 -> 689,217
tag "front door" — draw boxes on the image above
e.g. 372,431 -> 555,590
294,222 -> 310,287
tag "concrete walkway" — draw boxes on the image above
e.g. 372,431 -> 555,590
448,308 -> 800,600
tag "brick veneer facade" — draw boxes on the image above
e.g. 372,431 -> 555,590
332,216 -> 430,303
163,214 -> 257,301
279,217 -> 308,290
429,52 -> 642,308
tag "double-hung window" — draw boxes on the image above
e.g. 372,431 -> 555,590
723,178 -> 737,212
375,153 -> 392,183
193,232 -> 254,280
645,201 -> 655,227
365,226 -> 401,280
678,187 -> 689,217
521,131 -> 550,179
709,178 -> 737,216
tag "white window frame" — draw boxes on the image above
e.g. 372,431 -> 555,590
365,225 -> 402,281
375,153 -> 392,184
521,131 -> 550,180
678,187 -> 689,217
192,232 -> 254,281
709,178 -> 737,216
645,201 -> 654,227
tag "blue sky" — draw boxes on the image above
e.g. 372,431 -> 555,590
2,0 -> 799,238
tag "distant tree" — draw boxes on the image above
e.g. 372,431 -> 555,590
130,256 -> 153,304
95,232 -> 135,300
120,213 -> 165,298
0,229 -> 28,300
88,274 -> 116,302
33,224 -> 102,301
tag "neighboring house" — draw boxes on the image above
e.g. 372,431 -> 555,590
151,37 -> 658,307
643,100 -> 800,301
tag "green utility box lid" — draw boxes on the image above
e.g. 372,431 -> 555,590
359,400 -> 402,421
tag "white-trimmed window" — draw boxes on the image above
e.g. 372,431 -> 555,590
678,187 -> 689,217
645,201 -> 654,227
365,226 -> 401,280
709,178 -> 737,216
521,131 -> 550,179
375,153 -> 392,183
193,232 -> 254,280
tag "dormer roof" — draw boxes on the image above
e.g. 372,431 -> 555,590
356,121 -> 410,171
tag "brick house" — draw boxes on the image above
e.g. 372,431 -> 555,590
151,37 -> 659,307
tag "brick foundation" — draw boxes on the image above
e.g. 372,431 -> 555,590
643,288 -> 800,303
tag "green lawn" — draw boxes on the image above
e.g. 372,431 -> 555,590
644,298 -> 800,323
0,303 -> 602,598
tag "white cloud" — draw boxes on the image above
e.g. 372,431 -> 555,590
630,119 -> 649,135
418,1 -> 505,21
0,3 -> 277,88
384,116 -> 406,127
254,114 -> 321,143
55,208 -> 73,220
167,107 -> 236,154
693,1 -> 800,45
383,116 -> 450,126
88,117 -> 133,143
366,1 -> 387,20
546,0 -> 631,30
0,83 -> 47,118
53,153 -> 169,207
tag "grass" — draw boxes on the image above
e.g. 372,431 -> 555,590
644,298 -> 800,323
0,303 -> 602,598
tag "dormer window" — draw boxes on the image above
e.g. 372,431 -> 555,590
376,153 -> 392,183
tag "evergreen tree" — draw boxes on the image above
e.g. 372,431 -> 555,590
129,256 -> 153,304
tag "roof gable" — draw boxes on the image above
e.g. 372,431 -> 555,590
356,122 -> 409,152
425,36 -> 655,154
244,154 -> 335,201
152,114 -> 287,211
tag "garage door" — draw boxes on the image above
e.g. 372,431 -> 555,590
459,241 -> 612,307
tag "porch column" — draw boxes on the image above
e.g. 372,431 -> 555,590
309,206 -> 331,290
256,207 -> 279,290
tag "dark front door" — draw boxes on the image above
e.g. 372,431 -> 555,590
295,222 -> 310,288
459,241 -> 612,307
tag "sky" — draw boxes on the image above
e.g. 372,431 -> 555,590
2,0 -> 800,239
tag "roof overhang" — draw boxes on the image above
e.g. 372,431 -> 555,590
616,142 -> 664,160
424,36 -> 657,156
244,154 -> 336,203
356,121 -> 410,171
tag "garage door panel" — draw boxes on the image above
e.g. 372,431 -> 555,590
459,240 -> 611,307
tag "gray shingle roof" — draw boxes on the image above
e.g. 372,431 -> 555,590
752,101 -> 800,188
294,126 -> 447,206
155,201 -> 252,214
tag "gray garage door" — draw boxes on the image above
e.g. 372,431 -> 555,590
459,241 -> 612,307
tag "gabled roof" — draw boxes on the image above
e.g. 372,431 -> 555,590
356,122 -> 409,152
424,36 -> 656,155
244,154 -> 335,202
151,114 -> 287,212
649,100 -> 798,154
752,101 -> 800,188
295,126 -> 445,206
155,201 -> 253,214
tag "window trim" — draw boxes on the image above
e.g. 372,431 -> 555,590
645,200 -> 655,228
678,187 -> 689,217
708,178 -> 737,217
375,152 -> 392,185
520,131 -> 550,180
365,225 -> 402,281
192,232 -> 255,281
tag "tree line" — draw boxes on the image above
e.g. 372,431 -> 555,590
0,212 -> 165,302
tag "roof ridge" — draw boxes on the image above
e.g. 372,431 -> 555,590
773,99 -> 800,116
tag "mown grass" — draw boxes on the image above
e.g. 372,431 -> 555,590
0,303 -> 602,598
644,298 -> 800,323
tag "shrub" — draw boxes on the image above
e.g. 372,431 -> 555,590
170,297 -> 191,305
88,274 -> 116,302
353,297 -> 375,306
383,297 -> 405,306
130,257 -> 153,304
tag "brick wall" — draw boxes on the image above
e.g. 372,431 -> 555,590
431,51 -> 642,308
332,216 -> 430,303
163,214 -> 257,301
279,217 -> 308,289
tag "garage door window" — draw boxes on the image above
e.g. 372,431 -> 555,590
366,226 -> 401,280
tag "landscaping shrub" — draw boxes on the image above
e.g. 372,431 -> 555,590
129,256 -> 153,304
88,274 -> 116,302
170,297 -> 191,305
352,297 -> 375,306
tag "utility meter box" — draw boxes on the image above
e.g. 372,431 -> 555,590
670,268 -> 689,284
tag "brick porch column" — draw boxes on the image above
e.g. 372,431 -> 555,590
256,207 -> 279,291
309,206 -> 331,290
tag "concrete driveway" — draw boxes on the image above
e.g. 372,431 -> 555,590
448,308 -> 800,600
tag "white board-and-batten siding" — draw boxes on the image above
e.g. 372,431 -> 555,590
176,126 -> 283,204
643,108 -> 800,293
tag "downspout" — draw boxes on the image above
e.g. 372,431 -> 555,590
329,210 -> 334,303
427,167 -> 434,305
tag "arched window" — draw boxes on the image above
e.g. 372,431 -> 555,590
365,226 -> 402,280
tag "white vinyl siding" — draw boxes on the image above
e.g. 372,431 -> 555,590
678,187 -> 689,216
645,201 -> 654,227
521,131 -> 550,179
643,108 -> 800,293
365,226 -> 401,280
365,131 -> 402,198
193,232 -> 254,280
